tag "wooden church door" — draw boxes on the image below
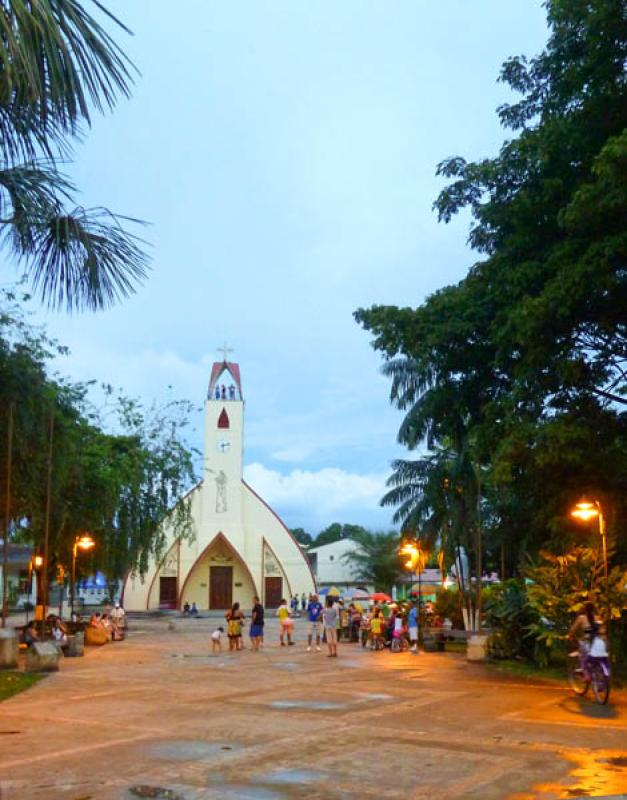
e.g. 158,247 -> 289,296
210,566 -> 232,609
265,576 -> 282,608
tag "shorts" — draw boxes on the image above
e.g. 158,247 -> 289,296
409,627 -> 418,641
325,627 -> 337,644
281,618 -> 293,629
249,624 -> 263,638
308,621 -> 322,636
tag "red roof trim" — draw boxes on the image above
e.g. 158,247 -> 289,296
242,479 -> 317,590
208,362 -> 242,398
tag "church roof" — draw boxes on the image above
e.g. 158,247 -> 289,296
208,361 -> 242,397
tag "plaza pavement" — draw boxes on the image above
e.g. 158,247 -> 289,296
0,615 -> 626,800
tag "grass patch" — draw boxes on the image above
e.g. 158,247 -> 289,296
487,659 -> 565,683
0,671 -> 44,702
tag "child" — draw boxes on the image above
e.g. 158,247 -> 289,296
211,626 -> 224,653
360,609 -> 371,648
370,609 -> 383,650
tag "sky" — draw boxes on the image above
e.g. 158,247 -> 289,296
19,0 -> 549,534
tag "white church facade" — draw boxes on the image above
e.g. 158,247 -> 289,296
122,358 -> 316,611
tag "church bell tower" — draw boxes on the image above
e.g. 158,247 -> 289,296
202,345 -> 245,547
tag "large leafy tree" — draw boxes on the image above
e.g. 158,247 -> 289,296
356,0 -> 627,573
0,1 -> 148,311
0,295 -> 196,619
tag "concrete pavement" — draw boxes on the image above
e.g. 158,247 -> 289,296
0,616 -> 625,799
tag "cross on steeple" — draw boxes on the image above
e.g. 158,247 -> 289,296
218,341 -> 233,362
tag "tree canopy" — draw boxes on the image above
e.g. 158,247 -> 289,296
356,0 -> 627,577
0,292 -> 197,618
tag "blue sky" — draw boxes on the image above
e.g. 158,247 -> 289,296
24,1 -> 548,534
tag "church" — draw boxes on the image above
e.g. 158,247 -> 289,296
122,356 -> 316,611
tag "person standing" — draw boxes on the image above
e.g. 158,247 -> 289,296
408,601 -> 419,653
306,593 -> 323,652
250,596 -> 264,651
323,596 -> 338,658
370,608 -> 383,650
301,593 -> 307,612
226,602 -> 244,651
111,602 -> 126,630
276,598 -> 294,646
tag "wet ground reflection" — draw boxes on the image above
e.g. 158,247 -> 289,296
513,748 -> 627,799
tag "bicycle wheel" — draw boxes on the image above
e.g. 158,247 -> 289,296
390,638 -> 399,653
590,660 -> 610,705
567,653 -> 589,696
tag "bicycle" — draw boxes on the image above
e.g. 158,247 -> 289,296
390,634 -> 409,653
567,638 -> 611,705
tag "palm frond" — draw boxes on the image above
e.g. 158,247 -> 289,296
0,161 -> 73,249
0,0 -> 136,135
21,206 -> 149,311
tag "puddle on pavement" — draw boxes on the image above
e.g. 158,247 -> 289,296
128,787 -> 184,800
354,692 -> 393,702
150,740 -> 242,761
270,700 -> 346,711
514,748 -> 627,799
259,769 -> 330,785
212,788 -> 285,800
274,662 -> 298,671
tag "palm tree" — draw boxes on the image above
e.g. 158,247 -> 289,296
0,0 -> 148,311
341,530 -> 403,592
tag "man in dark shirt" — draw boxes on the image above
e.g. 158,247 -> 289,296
250,596 -> 265,651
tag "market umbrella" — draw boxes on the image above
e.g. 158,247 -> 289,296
371,592 -> 393,603
327,586 -> 342,596
349,589 -> 370,599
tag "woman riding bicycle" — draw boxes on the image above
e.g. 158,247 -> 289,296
568,601 -> 608,658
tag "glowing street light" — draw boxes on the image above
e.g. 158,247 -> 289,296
71,534 -> 95,619
571,499 -> 609,621
570,500 -> 607,581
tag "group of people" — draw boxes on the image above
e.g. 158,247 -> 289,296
182,601 -> 199,617
88,603 -> 126,641
211,597 -> 265,653
209,593 -> 424,659
19,602 -> 126,648
20,615 -> 67,647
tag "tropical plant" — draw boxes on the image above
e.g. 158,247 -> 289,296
524,547 -> 627,663
0,0 -> 149,311
341,530 -> 403,592
483,580 -> 539,661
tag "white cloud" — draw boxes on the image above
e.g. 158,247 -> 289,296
243,462 -> 393,532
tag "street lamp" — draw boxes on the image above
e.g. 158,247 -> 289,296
570,500 -> 607,583
571,499 -> 609,624
71,534 -> 95,619
400,538 -> 427,607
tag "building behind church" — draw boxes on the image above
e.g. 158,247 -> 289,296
122,359 -> 316,611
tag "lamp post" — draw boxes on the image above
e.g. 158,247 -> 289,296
571,499 -> 609,619
71,534 -> 95,619
400,538 -> 427,629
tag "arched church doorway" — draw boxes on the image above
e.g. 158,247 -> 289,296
179,532 -> 257,610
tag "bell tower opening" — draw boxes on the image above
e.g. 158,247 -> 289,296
207,344 -> 243,402
217,408 -> 230,429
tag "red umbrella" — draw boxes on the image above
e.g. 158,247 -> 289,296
370,592 -> 393,603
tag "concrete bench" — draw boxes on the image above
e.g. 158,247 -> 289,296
25,641 -> 60,672
0,628 -> 19,669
